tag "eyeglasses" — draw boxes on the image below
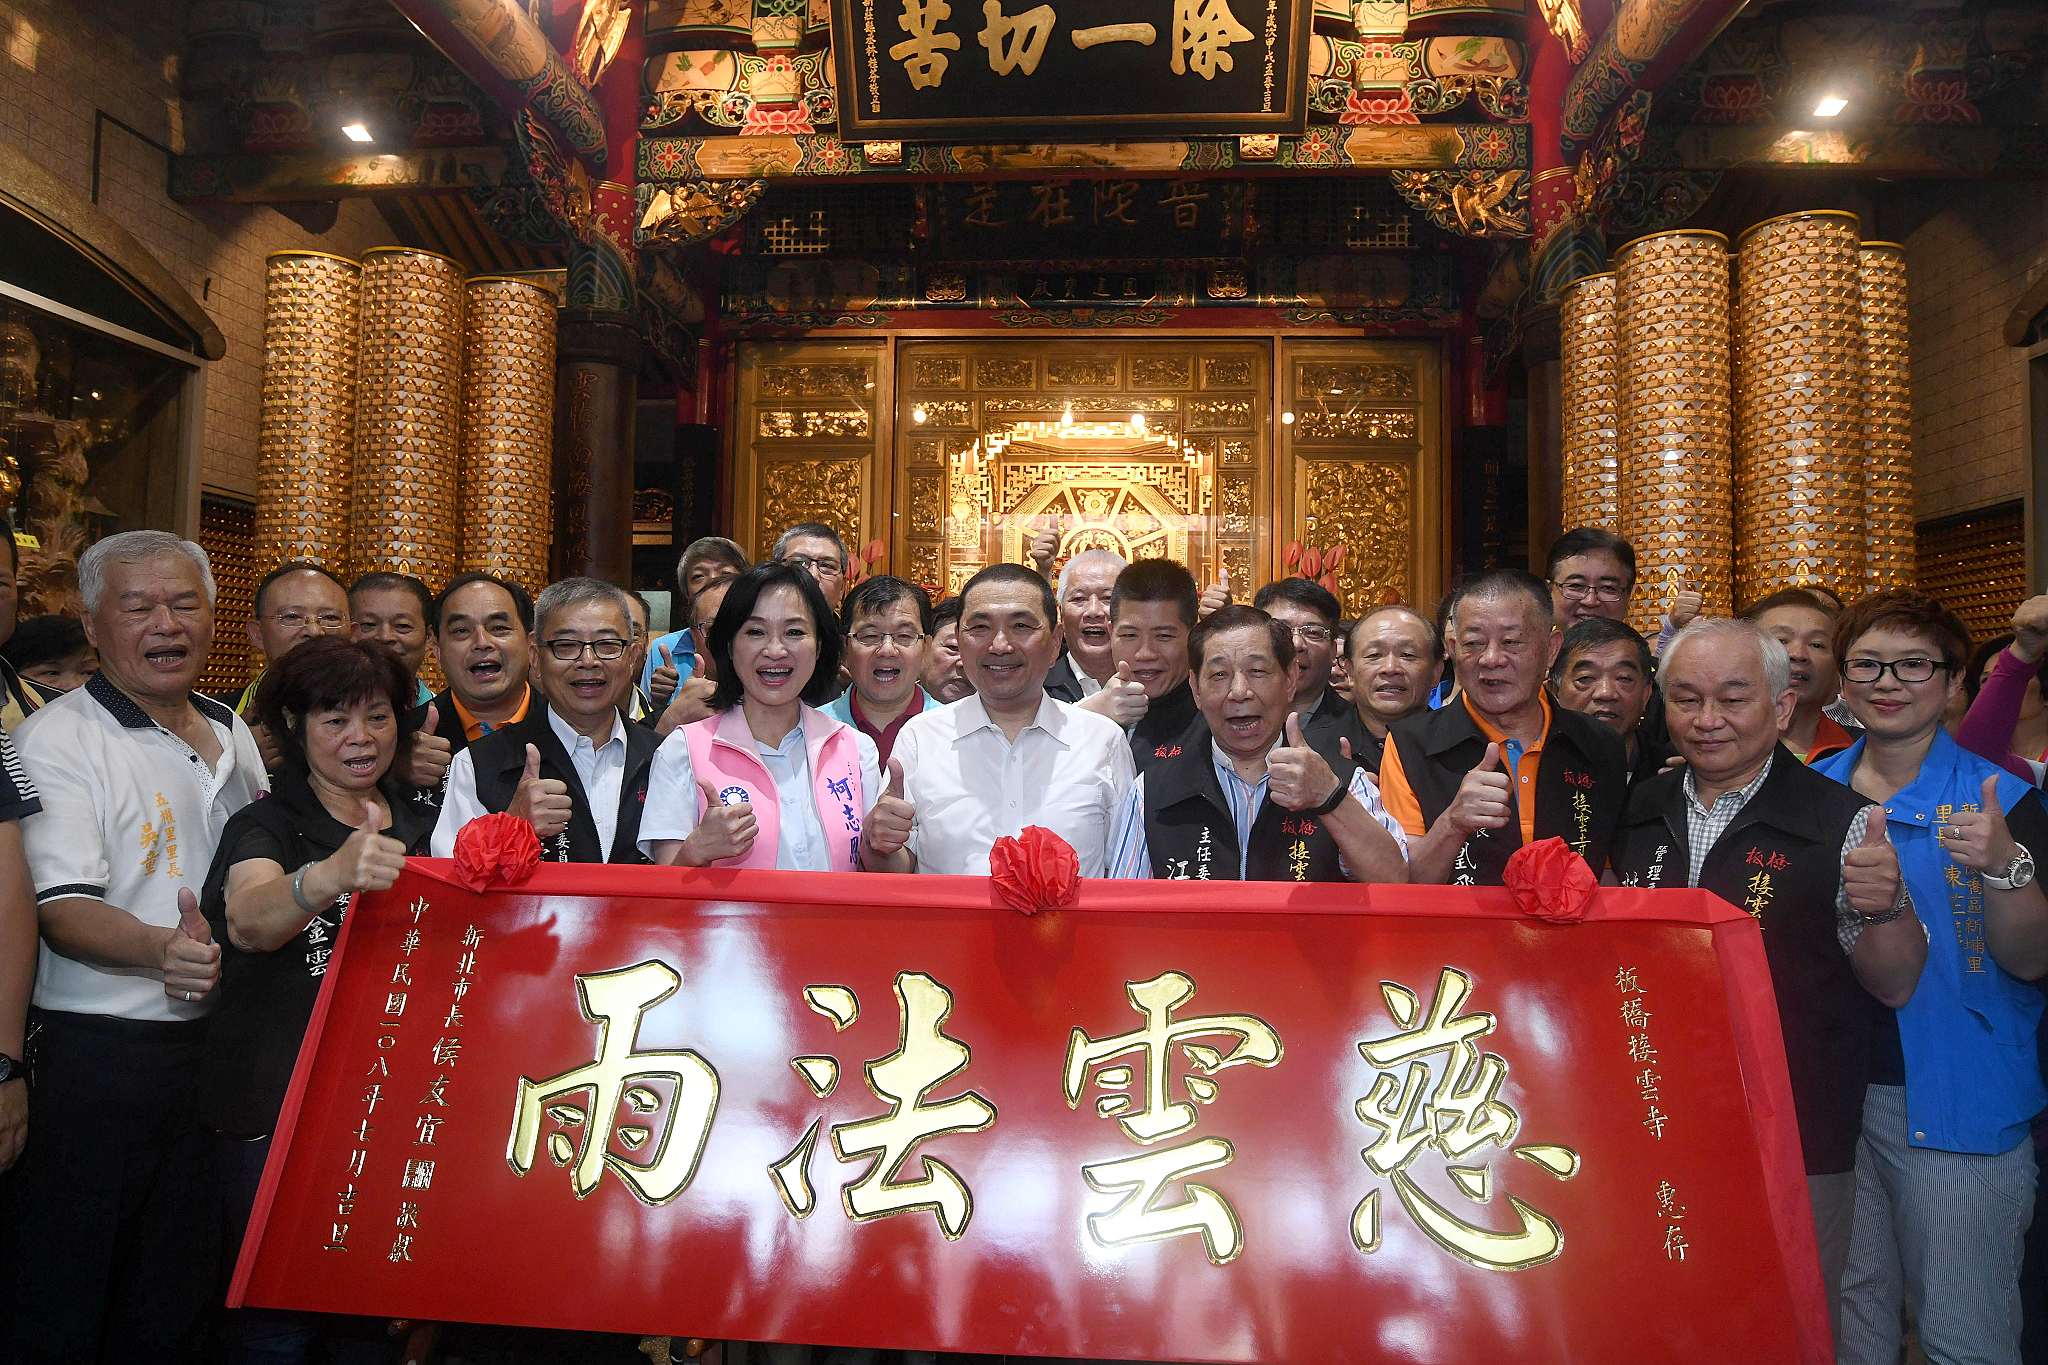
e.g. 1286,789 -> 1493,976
1288,623 -> 1334,644
850,629 -> 926,650
543,637 -> 629,662
269,610 -> 347,631
1551,579 -> 1626,604
783,554 -> 845,579
1842,656 -> 1948,685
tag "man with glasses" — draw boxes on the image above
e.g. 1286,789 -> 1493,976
774,522 -> 851,611
1545,527 -> 1637,629
826,575 -> 935,766
432,578 -> 658,864
1377,570 -> 1629,884
231,563 -> 351,768
1252,577 -> 1352,765
876,564 -> 1133,876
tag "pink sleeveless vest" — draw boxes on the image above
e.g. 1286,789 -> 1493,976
679,705 -> 866,871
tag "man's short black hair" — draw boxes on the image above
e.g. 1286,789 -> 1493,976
1190,604 -> 1295,676
1112,558 -> 1199,628
1544,528 -> 1637,587
254,561 -> 347,617
1,613 -> 87,672
841,575 -> 935,633
431,571 -> 534,634
349,571 -> 432,620
1549,616 -> 1653,687
1741,587 -> 1830,621
705,560 -> 843,710
1251,576 -> 1340,625
1450,569 -> 1554,630
959,562 -> 1058,628
773,521 -> 850,571
931,596 -> 963,632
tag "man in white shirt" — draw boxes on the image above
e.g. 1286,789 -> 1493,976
871,564 -> 1134,877
432,578 -> 658,864
4,530 -> 267,1364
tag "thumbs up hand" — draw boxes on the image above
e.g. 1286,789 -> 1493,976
655,673 -> 718,736
650,642 -> 680,709
1669,580 -> 1704,629
686,778 -> 758,865
1082,659 -> 1149,726
407,702 -> 454,790
1026,516 -> 1060,576
326,799 -> 409,896
1936,775 -> 2022,880
1845,807 -> 1906,916
160,886 -> 221,1003
864,758 -> 917,858
1198,569 -> 1231,620
1269,711 -> 1342,814
1445,741 -> 1512,837
508,744 -> 574,840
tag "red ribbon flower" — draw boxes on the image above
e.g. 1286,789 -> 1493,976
1502,836 -> 1597,925
452,812 -> 543,892
988,825 -> 1081,916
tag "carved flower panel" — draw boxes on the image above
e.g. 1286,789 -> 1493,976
911,357 -> 965,389
985,395 -> 1178,415
1044,357 -> 1120,388
1293,407 -> 1418,443
756,457 -> 865,557
1296,363 -> 1415,399
1299,459 -> 1413,610
757,408 -> 872,439
974,357 -> 1036,388
1203,356 -> 1257,389
1220,474 -> 1254,535
905,542 -> 942,591
913,399 -> 973,428
1129,356 -> 1192,389
1219,437 -> 1254,465
1186,398 -> 1254,431
908,472 -> 944,535
758,363 -> 870,398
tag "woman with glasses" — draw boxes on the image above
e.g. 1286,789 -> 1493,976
1811,590 -> 2048,1365
431,578 -> 660,864
825,575 -> 936,767
642,561 -> 885,871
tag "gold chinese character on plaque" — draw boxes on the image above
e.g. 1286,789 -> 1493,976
771,974 -> 996,1239
1351,968 -> 1580,1270
1171,0 -> 1253,79
1064,971 -> 1282,1264
890,0 -> 963,87
978,0 -> 1055,74
506,960 -> 720,1205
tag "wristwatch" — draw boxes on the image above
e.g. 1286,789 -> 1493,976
0,1053 -> 22,1087
1983,843 -> 2037,892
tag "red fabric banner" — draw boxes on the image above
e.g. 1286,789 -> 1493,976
233,862 -> 1829,1364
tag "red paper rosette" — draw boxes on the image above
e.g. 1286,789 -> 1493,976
988,825 -> 1081,916
1501,836 -> 1596,924
452,811 -> 543,891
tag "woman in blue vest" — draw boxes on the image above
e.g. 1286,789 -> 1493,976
1813,590 -> 2048,1365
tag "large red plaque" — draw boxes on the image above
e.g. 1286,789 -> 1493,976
234,862 -> 1828,1364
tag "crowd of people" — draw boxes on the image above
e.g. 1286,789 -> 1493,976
1,519 -> 2046,1363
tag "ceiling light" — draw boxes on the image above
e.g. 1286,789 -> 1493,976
341,121 -> 374,143
911,404 -> 928,424
1811,94 -> 1847,118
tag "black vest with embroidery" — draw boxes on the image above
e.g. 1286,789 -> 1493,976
1141,718 -> 1355,881
1611,748 -> 1878,1174
1385,697 -> 1628,886
1130,683 -> 1200,775
468,703 -> 658,865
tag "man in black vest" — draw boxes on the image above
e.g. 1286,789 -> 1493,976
1107,605 -> 1410,882
1611,616 -> 1925,1349
1336,604 -> 1443,775
1111,558 -> 1202,774
1252,576 -> 1353,765
429,578 -> 657,864
1549,616 -> 1672,786
1377,569 -> 1628,884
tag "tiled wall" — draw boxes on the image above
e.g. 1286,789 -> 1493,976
0,0 -> 390,504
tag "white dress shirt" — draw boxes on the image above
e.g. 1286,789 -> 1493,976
891,691 -> 1134,877
430,708 -> 630,860
1065,651 -> 1105,698
638,708 -> 882,869
16,675 -> 268,1021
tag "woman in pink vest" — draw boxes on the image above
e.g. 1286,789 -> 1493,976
641,561 -> 884,870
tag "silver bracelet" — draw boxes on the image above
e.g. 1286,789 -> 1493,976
289,864 -> 322,915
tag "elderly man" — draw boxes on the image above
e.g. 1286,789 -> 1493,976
1613,617 -> 1924,1348
1108,604 -> 1408,882
826,575 -> 935,766
1111,558 -> 1202,772
1549,616 -> 1670,784
1338,605 -> 1443,774
642,535 -> 748,707
433,578 -> 657,864
350,570 -> 434,707
922,596 -> 972,704
4,531 -> 267,1363
872,564 -> 1133,877
775,521 -> 852,610
1745,588 -> 1858,764
1377,570 -> 1629,885
1044,547 -> 1125,702
1253,577 -> 1352,763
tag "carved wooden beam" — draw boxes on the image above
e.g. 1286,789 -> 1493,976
387,0 -> 607,167
1560,0 -> 1747,157
169,148 -> 514,203
1639,124 -> 2048,178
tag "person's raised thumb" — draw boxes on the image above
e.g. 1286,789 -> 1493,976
886,757 -> 905,799
697,777 -> 728,810
421,702 -> 438,734
359,799 -> 382,833
1983,774 -> 2004,814
1284,712 -> 1306,748
1862,810 -> 1890,848
660,643 -> 674,667
1115,660 -> 1135,685
1219,566 -> 1230,591
1474,741 -> 1502,774
520,743 -> 542,785
1340,736 -> 1354,762
176,886 -> 212,945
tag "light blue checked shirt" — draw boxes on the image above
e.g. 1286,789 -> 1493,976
1106,739 -> 1408,880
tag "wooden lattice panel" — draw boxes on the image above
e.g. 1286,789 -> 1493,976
198,495 -> 259,695
1916,503 -> 2026,645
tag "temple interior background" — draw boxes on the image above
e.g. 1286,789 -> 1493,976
0,0 -> 2042,687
